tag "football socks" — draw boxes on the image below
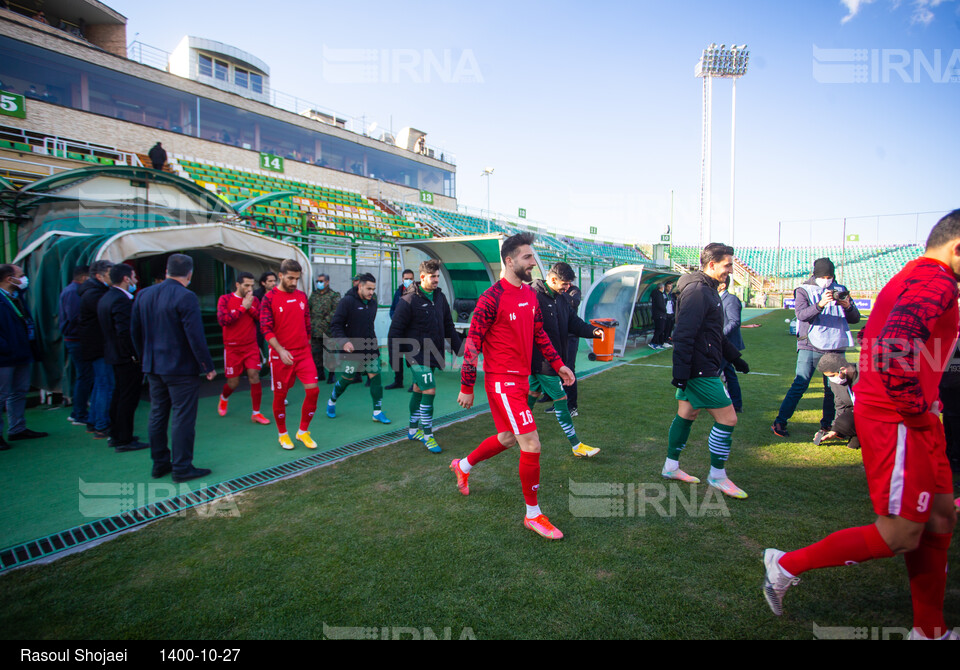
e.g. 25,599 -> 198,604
905,531 -> 952,640
300,387 -> 320,432
409,391 -> 423,431
667,415 -> 694,460
419,393 -> 435,437
779,524 -> 894,576
708,422 -> 735,469
518,450 -> 540,507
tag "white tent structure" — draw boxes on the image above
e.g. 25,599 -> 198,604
93,223 -> 312,290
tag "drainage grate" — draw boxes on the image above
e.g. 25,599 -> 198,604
0,361 -> 622,572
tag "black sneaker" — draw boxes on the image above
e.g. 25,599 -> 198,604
151,463 -> 172,478
0,437 -> 10,451
172,467 -> 212,483
771,422 -> 789,438
544,405 -> 556,414
384,381 -> 404,390
569,408 -> 579,418
114,441 -> 149,453
8,428 -> 48,440
536,395 -> 552,404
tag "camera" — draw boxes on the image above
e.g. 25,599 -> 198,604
832,289 -> 850,301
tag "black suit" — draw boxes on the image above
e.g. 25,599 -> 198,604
98,287 -> 141,445
131,279 -> 215,476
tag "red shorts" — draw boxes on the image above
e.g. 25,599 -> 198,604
859,413 -> 953,523
485,374 -> 536,436
224,345 -> 261,378
269,347 -> 319,393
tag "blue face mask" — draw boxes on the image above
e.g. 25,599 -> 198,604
403,278 -> 413,288
317,281 -> 325,290
128,283 -> 137,293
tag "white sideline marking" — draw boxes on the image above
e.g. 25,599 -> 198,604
629,363 -> 782,376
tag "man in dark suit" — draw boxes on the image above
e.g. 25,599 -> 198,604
131,254 -> 216,483
98,263 -> 147,452
78,260 -> 115,438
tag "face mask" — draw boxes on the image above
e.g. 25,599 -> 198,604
815,278 -> 832,289
403,279 -> 413,288
317,281 -> 325,290
827,374 -> 847,386
14,276 -> 28,291
128,283 -> 137,293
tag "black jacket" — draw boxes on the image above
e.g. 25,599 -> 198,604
131,279 -> 215,376
671,271 -> 742,380
651,289 -> 667,318
329,286 -> 379,355
78,277 -> 109,361
530,279 -> 596,376
98,287 -> 137,366
388,285 -> 462,369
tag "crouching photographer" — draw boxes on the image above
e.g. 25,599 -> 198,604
814,353 -> 859,449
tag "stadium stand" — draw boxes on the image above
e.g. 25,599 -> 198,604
173,157 -> 433,241
671,244 -> 924,292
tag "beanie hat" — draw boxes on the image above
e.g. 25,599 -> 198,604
813,257 -> 836,278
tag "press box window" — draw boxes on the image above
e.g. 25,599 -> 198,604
214,60 -> 228,82
198,54 -> 212,77
235,68 -> 248,88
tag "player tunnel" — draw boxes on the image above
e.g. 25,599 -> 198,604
395,234 -> 546,326
4,166 -> 310,393
581,264 -> 681,358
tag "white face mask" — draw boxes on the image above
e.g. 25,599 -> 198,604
827,374 -> 847,385
14,275 -> 28,291
815,277 -> 832,289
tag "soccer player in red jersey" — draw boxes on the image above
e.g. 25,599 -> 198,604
450,233 -> 575,540
763,210 -> 960,640
216,271 -> 269,425
259,259 -> 320,450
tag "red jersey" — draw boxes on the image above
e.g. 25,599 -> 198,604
461,278 -> 563,393
856,257 -> 959,427
260,287 -> 311,352
217,292 -> 260,348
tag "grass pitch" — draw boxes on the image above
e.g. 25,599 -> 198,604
0,310 -> 957,640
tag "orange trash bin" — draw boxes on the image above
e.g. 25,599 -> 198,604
589,318 -> 619,361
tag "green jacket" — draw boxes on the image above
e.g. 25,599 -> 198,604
308,288 -> 341,339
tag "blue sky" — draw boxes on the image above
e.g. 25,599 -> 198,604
109,0 -> 960,247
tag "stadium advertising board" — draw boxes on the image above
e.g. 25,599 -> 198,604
782,297 -> 871,310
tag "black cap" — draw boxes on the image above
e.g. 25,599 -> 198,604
813,257 -> 835,278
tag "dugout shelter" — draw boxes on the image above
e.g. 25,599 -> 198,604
581,264 -> 681,358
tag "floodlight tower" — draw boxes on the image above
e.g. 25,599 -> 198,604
481,167 -> 494,233
696,43 -> 749,247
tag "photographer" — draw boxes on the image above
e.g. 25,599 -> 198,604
771,257 -> 860,437
813,353 -> 859,449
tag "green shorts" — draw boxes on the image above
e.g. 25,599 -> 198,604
410,364 -> 437,391
528,374 -> 566,401
338,355 -> 382,379
675,376 -> 731,409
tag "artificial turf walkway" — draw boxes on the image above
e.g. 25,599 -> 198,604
0,327 -> 662,553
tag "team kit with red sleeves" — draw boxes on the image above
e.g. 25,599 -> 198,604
259,285 -> 320,439
216,291 -> 266,420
